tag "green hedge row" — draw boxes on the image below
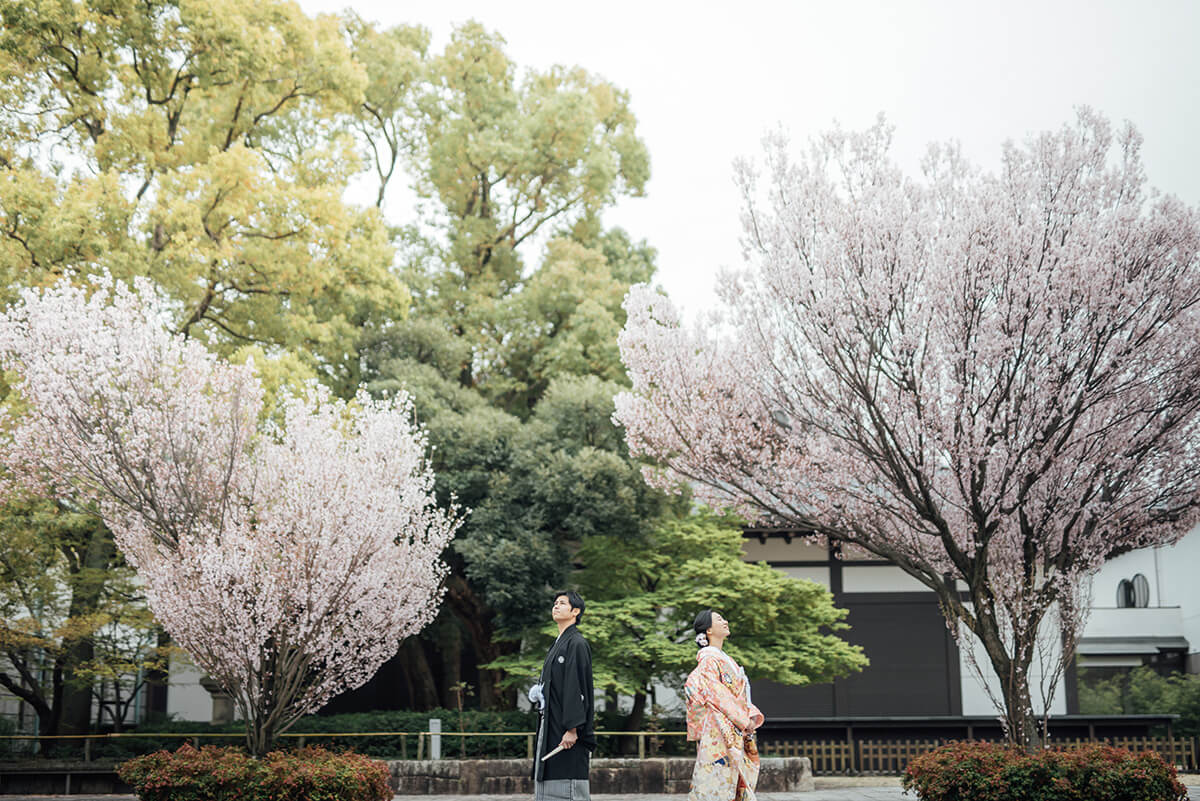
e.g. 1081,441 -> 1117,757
78,709 -> 539,761
8,708 -> 695,761
903,741 -> 1187,801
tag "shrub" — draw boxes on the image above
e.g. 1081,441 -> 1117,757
91,708 -> 538,761
1077,666 -> 1200,738
118,744 -> 391,801
259,748 -> 392,801
903,741 -> 1187,801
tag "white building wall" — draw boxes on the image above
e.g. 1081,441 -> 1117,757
957,609 -> 1069,717
776,566 -> 831,587
167,655 -> 214,722
1082,524 -> 1199,672
1088,546 -> 1163,609
1159,528 -> 1200,671
743,538 -> 827,563
842,565 -> 928,593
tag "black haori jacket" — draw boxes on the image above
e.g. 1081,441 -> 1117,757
533,623 -> 596,781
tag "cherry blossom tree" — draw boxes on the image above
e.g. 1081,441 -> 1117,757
0,278 -> 459,755
615,110 -> 1200,749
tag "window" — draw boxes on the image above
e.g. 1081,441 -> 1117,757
1116,573 -> 1150,608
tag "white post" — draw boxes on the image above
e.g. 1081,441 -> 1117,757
429,717 -> 442,760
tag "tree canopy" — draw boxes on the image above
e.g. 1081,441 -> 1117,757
0,0 -> 403,387
490,513 -> 868,730
0,0 -> 868,730
0,277 -> 458,754
615,111 -> 1200,748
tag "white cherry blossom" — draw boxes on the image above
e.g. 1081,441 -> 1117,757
616,111 -> 1200,747
0,277 -> 458,754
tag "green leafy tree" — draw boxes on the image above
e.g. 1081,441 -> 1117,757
0,499 -> 166,740
0,0 -> 412,733
0,0 -> 405,387
358,339 -> 676,707
351,19 -> 649,388
343,17 -> 663,710
491,513 -> 868,730
342,12 -> 429,209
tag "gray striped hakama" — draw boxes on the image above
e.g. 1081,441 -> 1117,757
534,778 -> 591,801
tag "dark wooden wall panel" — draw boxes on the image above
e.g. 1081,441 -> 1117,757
753,592 -> 961,718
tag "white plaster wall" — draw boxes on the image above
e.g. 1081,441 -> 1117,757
1082,525 -> 1200,670
1160,527 -> 1200,670
167,654 -> 214,722
958,607 -> 1068,717
777,565 -> 831,588
842,565 -> 929,593
742,538 -> 827,562
1087,546 -> 1163,609
1083,606 -> 1183,641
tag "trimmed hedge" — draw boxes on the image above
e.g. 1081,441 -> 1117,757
903,741 -> 1188,801
74,708 -> 538,761
118,744 -> 391,801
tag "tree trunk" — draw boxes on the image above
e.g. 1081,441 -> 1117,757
41,659 -> 65,753
996,648 -> 1039,752
0,650 -> 64,752
397,639 -> 439,710
58,640 -> 94,736
245,711 -> 272,758
444,574 -> 517,709
144,629 -> 171,720
620,691 -> 648,755
954,591 -> 1042,752
60,522 -> 116,737
439,628 -> 464,709
0,654 -> 53,730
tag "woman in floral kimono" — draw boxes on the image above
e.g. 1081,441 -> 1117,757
684,610 -> 764,801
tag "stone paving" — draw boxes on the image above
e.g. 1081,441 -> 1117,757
3,788 -> 1200,801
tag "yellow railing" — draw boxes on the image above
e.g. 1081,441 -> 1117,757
0,730 -> 690,761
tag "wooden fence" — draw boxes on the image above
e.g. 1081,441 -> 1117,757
762,735 -> 1198,774
4,731 -> 1195,775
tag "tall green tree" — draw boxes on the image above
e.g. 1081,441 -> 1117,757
359,334 -> 676,707
344,18 -> 662,709
491,513 -> 869,730
0,0 -> 405,386
352,19 -> 649,393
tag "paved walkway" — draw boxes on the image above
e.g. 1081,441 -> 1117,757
3,789 -> 1199,801
0,791 -> 907,796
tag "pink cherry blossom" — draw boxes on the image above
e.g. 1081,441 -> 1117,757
0,277 -> 459,754
616,110 -> 1200,748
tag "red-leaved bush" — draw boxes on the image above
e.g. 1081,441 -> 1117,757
903,741 -> 1187,801
118,744 -> 392,801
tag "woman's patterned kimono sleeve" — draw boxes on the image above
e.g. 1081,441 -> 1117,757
695,655 -> 752,731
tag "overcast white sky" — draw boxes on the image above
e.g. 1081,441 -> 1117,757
297,0 -> 1200,319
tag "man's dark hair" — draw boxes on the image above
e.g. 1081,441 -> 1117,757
554,589 -> 585,625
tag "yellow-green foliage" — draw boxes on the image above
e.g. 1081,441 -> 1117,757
0,0 -> 405,386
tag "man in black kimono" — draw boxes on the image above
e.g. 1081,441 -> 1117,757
530,590 -> 595,801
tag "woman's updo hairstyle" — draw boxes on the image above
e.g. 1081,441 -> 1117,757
693,609 -> 714,648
